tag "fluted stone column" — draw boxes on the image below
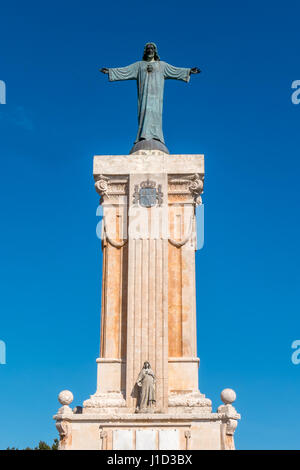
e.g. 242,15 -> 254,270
126,172 -> 169,412
86,151 -> 206,413
167,174 -> 204,408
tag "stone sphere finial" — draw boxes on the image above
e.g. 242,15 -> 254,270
221,388 -> 236,405
58,390 -> 74,406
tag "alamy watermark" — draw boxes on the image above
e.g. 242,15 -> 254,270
0,340 -> 6,364
291,80 -> 300,105
96,199 -> 204,251
291,340 -> 300,365
0,80 -> 6,104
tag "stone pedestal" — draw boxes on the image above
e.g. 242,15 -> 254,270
54,150 -> 240,450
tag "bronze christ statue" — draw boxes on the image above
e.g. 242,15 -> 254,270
100,42 -> 200,153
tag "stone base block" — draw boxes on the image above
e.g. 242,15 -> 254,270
83,392 -> 126,414
95,358 -> 125,395
54,409 -> 240,450
168,357 -> 200,393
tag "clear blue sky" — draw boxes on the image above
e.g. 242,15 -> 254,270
0,0 -> 300,450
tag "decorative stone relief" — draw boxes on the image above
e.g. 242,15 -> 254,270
168,173 -> 204,205
103,223 -> 128,249
220,388 -> 236,405
217,388 -> 240,450
187,173 -> 204,205
226,418 -> 238,436
168,176 -> 193,199
94,175 -> 128,203
133,179 -> 163,207
184,430 -> 191,450
56,420 -> 71,450
58,390 -> 73,406
100,429 -> 108,450
94,175 -> 109,198
94,175 -> 128,247
56,420 -> 69,439
168,214 -> 194,248
57,389 -> 74,415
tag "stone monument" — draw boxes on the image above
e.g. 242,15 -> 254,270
53,43 -> 240,450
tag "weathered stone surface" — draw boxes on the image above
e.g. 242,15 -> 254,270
113,430 -> 133,450
93,151 -> 204,176
221,388 -> 237,405
54,151 -> 241,450
159,429 -> 179,450
136,429 -> 156,450
58,390 -> 73,406
53,409 -> 239,450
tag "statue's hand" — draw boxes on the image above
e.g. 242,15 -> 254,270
100,67 -> 109,74
137,381 -> 142,387
190,67 -> 201,74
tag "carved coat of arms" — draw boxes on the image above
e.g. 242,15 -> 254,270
133,179 -> 163,208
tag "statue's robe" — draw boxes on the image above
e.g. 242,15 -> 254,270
137,368 -> 156,410
108,61 -> 191,144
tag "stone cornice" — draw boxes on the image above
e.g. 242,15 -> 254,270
53,412 -> 232,423
93,152 -> 204,177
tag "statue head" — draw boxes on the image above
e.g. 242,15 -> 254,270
143,361 -> 151,369
143,43 -> 160,61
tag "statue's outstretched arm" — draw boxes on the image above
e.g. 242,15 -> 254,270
100,63 -> 139,82
164,63 -> 200,82
190,67 -> 201,74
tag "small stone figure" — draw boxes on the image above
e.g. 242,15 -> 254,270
136,361 -> 156,412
